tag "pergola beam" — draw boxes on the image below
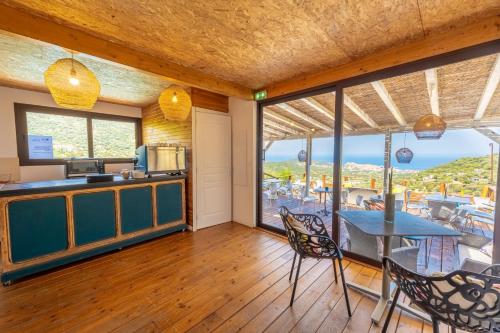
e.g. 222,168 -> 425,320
263,127 -> 287,137
474,54 -> 500,121
371,81 -> 407,126
424,68 -> 440,116
301,97 -> 354,131
263,118 -> 301,135
264,110 -> 311,132
474,128 -> 500,144
343,94 -> 379,128
277,103 -> 332,131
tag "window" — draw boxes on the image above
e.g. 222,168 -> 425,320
15,103 -> 141,165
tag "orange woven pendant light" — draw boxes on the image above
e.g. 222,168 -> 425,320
413,114 -> 447,140
158,85 -> 192,121
44,56 -> 100,110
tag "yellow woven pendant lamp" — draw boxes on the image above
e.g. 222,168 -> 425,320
44,56 -> 100,110
158,85 -> 192,121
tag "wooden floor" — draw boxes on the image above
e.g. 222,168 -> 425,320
0,223 -> 441,332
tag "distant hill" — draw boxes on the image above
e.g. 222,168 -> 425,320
264,154 -> 497,195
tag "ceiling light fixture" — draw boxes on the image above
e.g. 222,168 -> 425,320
44,53 -> 100,110
413,114 -> 447,140
158,85 -> 192,121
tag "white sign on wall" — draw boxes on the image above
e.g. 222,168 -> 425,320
28,135 -> 53,159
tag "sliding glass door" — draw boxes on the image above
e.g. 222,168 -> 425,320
258,90 -> 336,235
257,46 -> 500,271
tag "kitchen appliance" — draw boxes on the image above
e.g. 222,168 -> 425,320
86,174 -> 114,183
65,158 -> 105,178
135,144 -> 187,175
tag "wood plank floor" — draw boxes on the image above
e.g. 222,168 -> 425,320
0,223 -> 441,332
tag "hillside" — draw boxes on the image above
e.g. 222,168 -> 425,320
264,154 -> 498,195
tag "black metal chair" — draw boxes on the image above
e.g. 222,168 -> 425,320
382,256 -> 500,333
279,206 -> 351,316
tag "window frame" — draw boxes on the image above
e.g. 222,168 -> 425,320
14,103 -> 142,166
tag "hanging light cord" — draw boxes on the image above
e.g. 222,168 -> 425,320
416,0 -> 426,37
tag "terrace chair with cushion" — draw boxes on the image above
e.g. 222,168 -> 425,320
382,256 -> 500,333
279,206 -> 351,315
405,191 -> 431,219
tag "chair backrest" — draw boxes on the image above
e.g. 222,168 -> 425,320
408,191 -> 425,203
383,257 -> 500,332
279,206 -> 339,259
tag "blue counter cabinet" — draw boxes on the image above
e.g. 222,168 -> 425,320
73,191 -> 117,246
119,186 -> 154,233
8,196 -> 68,263
156,183 -> 183,225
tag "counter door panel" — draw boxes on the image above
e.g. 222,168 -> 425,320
156,183 -> 183,225
73,191 -> 116,246
8,197 -> 68,262
120,186 -> 153,233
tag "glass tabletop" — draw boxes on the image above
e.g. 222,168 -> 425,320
337,210 -> 462,237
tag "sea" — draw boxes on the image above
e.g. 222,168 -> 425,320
264,154 -> 476,171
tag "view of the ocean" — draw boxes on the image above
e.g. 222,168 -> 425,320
265,154 -> 478,170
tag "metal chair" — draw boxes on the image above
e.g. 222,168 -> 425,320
382,256 -> 500,333
279,206 -> 351,316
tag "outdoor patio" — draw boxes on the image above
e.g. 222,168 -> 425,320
262,191 -> 493,274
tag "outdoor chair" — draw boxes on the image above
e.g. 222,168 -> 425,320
343,222 -> 419,271
405,191 -> 432,219
382,256 -> 500,333
457,231 -> 492,271
279,206 -> 351,315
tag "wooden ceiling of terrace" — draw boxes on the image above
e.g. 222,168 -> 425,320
263,53 -> 500,140
1,0 -> 499,93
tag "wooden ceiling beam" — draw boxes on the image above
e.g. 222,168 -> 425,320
263,127 -> 287,137
301,97 -> 354,131
343,93 -> 379,128
371,81 -> 407,126
0,3 -> 252,99
424,68 -> 440,116
264,16 -> 500,98
263,118 -> 300,135
277,103 -> 332,131
264,110 -> 311,132
474,54 -> 500,121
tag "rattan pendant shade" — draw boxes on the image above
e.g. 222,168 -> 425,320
44,58 -> 100,110
413,114 -> 447,140
158,85 -> 192,121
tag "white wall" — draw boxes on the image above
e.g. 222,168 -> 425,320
0,86 -> 141,182
229,97 -> 257,227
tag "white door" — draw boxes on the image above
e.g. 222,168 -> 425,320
194,108 -> 232,229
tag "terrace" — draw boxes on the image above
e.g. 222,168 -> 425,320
261,53 -> 499,275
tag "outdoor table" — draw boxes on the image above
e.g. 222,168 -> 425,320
337,210 -> 462,324
314,187 -> 332,216
425,193 -> 471,205
461,205 -> 495,233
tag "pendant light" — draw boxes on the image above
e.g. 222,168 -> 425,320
395,132 -> 414,163
413,114 -> 447,140
158,85 -> 192,121
44,53 -> 100,110
298,138 -> 306,162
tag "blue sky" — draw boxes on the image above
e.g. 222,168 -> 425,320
265,128 -> 499,169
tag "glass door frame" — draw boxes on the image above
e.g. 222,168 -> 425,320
256,40 -> 500,265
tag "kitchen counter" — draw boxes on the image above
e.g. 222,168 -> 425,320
0,175 -> 187,284
0,174 -> 186,197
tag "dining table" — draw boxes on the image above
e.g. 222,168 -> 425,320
314,187 -> 332,216
337,210 -> 462,324
425,193 -> 472,205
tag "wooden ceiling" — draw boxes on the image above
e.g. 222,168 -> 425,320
1,0 -> 499,93
0,31 -> 172,107
263,53 -> 500,139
